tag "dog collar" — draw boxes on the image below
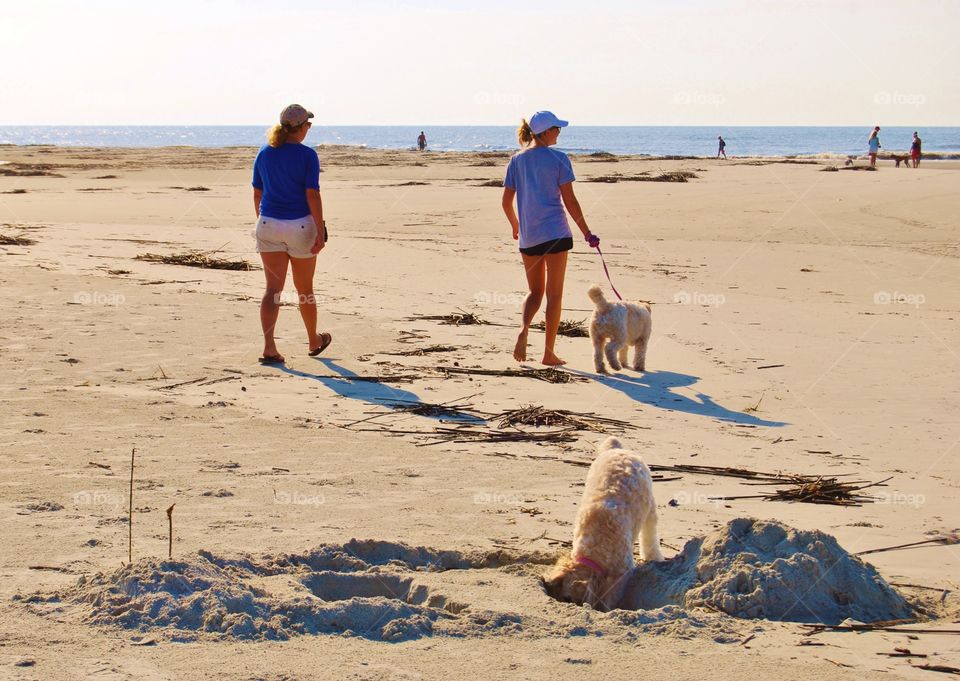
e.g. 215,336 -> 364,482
574,555 -> 605,576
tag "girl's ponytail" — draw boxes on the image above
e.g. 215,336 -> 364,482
267,123 -> 290,148
517,119 -> 535,147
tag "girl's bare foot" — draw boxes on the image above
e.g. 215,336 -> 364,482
542,351 -> 566,366
513,330 -> 529,362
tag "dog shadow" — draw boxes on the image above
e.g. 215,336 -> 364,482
276,358 -> 485,423
567,368 -> 787,427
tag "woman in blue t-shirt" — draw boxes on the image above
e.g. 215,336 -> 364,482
252,104 -> 331,364
502,111 -> 596,366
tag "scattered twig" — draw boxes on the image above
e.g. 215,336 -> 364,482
407,309 -> 491,326
88,461 -> 111,470
856,534 -> 960,556
913,663 -> 960,675
128,446 -> 135,564
166,504 -> 175,559
440,366 -> 586,384
756,364 -> 785,370
744,393 -> 764,413
493,405 -> 634,432
531,319 -> 589,337
0,233 -> 36,246
136,250 -> 256,271
803,622 -> 960,635
385,344 -> 459,356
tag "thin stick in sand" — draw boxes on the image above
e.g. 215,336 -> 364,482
166,504 -> 176,559
127,446 -> 135,564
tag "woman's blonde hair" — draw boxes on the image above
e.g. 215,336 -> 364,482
267,122 -> 306,148
517,118 -> 535,147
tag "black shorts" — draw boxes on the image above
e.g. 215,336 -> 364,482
519,237 -> 573,256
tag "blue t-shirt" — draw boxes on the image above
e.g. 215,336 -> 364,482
503,146 -> 576,249
252,143 -> 321,219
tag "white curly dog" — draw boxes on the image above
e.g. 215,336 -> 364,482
542,436 -> 663,611
587,284 -> 652,374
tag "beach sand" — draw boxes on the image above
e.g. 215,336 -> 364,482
1,145 -> 959,680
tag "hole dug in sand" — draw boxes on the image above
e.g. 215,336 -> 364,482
28,540 -> 548,642
613,518 -> 914,624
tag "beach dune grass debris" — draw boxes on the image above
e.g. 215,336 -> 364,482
0,233 -> 37,246
135,251 -> 257,271
532,319 -> 588,337
493,405 -> 634,432
408,310 -> 489,326
439,366 -> 586,384
586,171 -> 697,183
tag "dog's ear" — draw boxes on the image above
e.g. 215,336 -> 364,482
541,570 -> 566,600
598,436 -> 622,452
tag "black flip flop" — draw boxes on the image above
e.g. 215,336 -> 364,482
308,332 -> 332,357
258,354 -> 285,365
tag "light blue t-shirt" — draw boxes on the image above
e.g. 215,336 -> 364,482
503,146 -> 576,249
252,143 -> 321,219
868,136 -> 880,153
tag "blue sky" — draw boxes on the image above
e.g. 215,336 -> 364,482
1,0 -> 956,125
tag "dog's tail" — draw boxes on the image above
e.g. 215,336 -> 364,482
588,284 -> 611,312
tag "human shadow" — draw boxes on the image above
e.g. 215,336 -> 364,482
566,368 -> 787,427
276,358 -> 484,423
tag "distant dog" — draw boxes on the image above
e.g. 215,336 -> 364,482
892,154 -> 911,168
587,284 -> 652,373
542,437 -> 663,611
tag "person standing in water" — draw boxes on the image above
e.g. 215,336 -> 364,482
868,126 -> 881,167
417,131 -> 427,151
501,111 -> 597,366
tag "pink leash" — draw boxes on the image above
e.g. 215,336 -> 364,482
592,242 -> 623,301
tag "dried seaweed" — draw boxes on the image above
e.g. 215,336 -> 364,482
407,310 -> 489,326
440,366 -> 586,384
385,344 -> 458,356
135,251 -> 256,271
710,475 -> 892,507
531,319 -> 589,337
493,405 -> 634,432
0,233 -> 36,246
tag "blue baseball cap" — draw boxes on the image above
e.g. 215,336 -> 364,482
529,111 -> 569,135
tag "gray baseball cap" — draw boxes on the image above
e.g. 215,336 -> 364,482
280,104 -> 314,127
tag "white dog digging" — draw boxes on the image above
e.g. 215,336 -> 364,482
543,436 -> 663,611
587,284 -> 652,373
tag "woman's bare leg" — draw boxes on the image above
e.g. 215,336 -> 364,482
289,254 -> 323,351
260,251 -> 290,359
542,250 -> 568,365
515,253 -> 546,361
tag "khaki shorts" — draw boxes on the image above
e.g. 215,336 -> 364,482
255,215 -> 317,259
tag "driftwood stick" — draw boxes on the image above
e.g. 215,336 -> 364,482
128,446 -> 136,564
166,504 -> 176,559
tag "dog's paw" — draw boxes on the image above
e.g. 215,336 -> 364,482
608,361 -> 622,371
632,364 -> 646,372
594,365 -> 608,374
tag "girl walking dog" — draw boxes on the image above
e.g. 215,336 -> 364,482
252,104 -> 332,364
501,111 -> 598,366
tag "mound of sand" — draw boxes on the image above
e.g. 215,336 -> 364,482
623,518 -> 913,624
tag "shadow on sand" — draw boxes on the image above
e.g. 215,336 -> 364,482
276,358 -> 484,423
566,368 -> 787,427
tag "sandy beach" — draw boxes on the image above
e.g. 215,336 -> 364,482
1,144 -> 959,680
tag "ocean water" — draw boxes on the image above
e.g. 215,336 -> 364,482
1,125 -> 958,157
